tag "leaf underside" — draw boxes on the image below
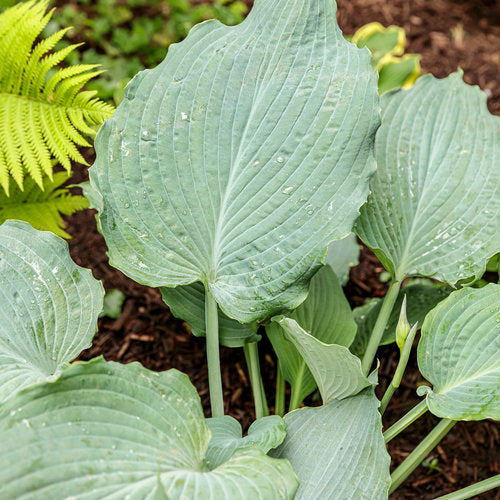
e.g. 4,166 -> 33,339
161,282 -> 259,347
271,390 -> 391,499
275,316 -> 374,403
0,220 -> 103,402
356,72 -> 500,284
266,265 -> 357,404
0,358 -> 298,499
90,0 -> 379,323
418,284 -> 500,420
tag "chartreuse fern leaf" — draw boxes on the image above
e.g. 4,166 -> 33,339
0,171 -> 88,238
0,0 -> 115,195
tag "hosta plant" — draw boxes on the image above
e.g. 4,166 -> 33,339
1,0 -> 499,498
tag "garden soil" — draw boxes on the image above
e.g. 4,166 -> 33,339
65,0 -> 500,497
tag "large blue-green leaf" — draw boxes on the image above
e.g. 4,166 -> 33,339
0,220 -> 103,403
356,72 -> 500,283
417,284 -> 500,420
89,0 -> 379,323
206,415 -> 286,469
350,280 -> 451,356
271,390 -> 391,499
161,282 -> 259,347
266,265 -> 357,405
0,358 -> 298,499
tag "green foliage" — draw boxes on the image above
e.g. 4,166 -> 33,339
0,358 -> 298,499
266,265 -> 358,408
350,280 -> 452,356
0,172 -> 88,238
1,1 -> 500,498
42,0 -> 248,103
271,390 -> 391,499
0,220 -> 104,403
89,0 -> 379,323
351,22 -> 421,94
100,288 -> 125,319
0,0 -> 114,195
418,284 -> 500,421
356,72 -> 500,284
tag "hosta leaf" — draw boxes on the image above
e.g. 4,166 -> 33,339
206,414 -> 286,469
0,358 -> 298,499
274,316 -> 375,402
350,280 -> 451,356
417,284 -> 500,420
90,0 -> 379,323
377,54 -> 420,95
161,282 -> 259,347
266,265 -> 357,405
0,220 -> 103,402
271,390 -> 391,499
324,232 -> 360,286
356,72 -> 500,284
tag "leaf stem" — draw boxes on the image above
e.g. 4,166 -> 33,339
275,361 -> 285,417
205,286 -> 224,417
361,280 -> 401,375
434,474 -> 500,500
380,322 -> 419,414
243,342 -> 268,419
288,362 -> 306,412
389,419 -> 456,493
384,399 -> 428,443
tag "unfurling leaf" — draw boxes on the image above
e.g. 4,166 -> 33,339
90,0 -> 379,323
350,280 -> 451,356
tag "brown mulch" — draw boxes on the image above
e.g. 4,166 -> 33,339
63,0 -> 500,498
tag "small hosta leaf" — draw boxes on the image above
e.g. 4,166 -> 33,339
266,265 -> 357,405
417,284 -> 500,420
325,232 -> 360,286
161,282 -> 259,347
90,0 -> 379,323
271,390 -> 391,499
356,72 -> 500,284
274,317 -> 374,403
350,280 -> 451,356
0,358 -> 298,499
0,220 -> 103,402
206,415 -> 286,469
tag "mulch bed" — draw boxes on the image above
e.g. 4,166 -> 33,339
64,0 -> 500,497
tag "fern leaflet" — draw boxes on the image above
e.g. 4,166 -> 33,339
0,0 -> 115,195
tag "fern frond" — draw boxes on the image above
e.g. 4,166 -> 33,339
0,0 -> 115,195
0,171 -> 89,238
